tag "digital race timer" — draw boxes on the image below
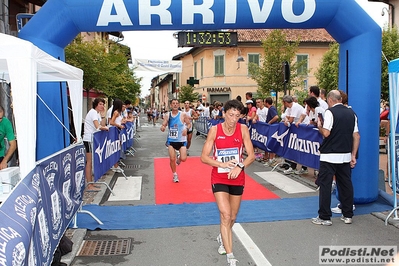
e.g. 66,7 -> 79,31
177,31 -> 238,47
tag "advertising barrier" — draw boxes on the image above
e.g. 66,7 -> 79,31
196,118 -> 323,170
92,122 -> 135,181
0,143 -> 85,265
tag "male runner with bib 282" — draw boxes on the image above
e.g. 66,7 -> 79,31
160,99 -> 192,183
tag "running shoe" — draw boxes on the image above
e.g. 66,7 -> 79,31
311,216 -> 332,226
283,167 -> 294,174
173,173 -> 179,183
216,234 -> 226,255
340,215 -> 353,224
227,257 -> 239,266
331,204 -> 356,214
176,154 -> 181,165
294,168 -> 308,175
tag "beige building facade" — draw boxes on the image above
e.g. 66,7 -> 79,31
152,29 -> 335,109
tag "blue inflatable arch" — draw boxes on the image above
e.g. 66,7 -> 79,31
19,0 -> 381,203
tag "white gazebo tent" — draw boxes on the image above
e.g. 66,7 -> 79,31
0,33 -> 83,177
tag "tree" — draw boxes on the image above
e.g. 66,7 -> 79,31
178,85 -> 199,103
315,43 -> 339,93
65,36 -> 141,103
316,27 -> 399,102
381,26 -> 399,102
248,29 -> 307,99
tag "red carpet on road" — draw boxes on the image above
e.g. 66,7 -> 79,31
154,156 -> 280,205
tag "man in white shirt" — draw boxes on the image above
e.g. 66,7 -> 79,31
197,99 -> 204,111
282,95 -> 308,174
254,98 -> 268,123
203,102 -> 210,118
309,85 -> 328,110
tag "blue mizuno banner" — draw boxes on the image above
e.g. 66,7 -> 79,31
92,122 -> 135,181
250,122 -> 322,169
202,120 -> 323,170
280,124 -> 323,169
0,144 -> 85,265
93,127 -> 121,181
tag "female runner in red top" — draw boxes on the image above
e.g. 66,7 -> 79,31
201,99 -> 255,266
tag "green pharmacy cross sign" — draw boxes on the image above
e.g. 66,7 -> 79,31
187,77 -> 199,86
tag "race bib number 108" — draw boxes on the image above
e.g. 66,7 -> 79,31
216,147 -> 239,173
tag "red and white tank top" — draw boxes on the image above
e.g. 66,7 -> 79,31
211,123 -> 245,186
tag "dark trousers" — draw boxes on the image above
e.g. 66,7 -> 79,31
318,161 -> 353,220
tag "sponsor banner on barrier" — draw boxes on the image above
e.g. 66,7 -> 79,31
93,127 -> 120,181
282,124 -> 323,169
197,119 -> 323,170
93,122 -> 135,181
0,144 -> 85,265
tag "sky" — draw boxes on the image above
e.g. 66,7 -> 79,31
120,0 -> 389,97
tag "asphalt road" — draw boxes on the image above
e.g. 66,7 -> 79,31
68,115 -> 399,266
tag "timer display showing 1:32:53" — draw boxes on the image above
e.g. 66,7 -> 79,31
178,31 -> 238,47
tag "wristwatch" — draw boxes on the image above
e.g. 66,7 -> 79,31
237,162 -> 245,170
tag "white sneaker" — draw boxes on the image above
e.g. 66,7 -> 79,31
173,173 -> 179,183
311,216 -> 332,226
341,215 -> 353,224
331,204 -> 356,214
216,234 -> 226,255
176,154 -> 181,165
227,257 -> 238,266
283,167 -> 294,174
294,168 -> 308,175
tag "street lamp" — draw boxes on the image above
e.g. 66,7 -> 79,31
381,6 -> 392,28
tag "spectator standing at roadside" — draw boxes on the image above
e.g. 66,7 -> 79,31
0,106 -> 16,170
83,98 -> 109,191
203,102 -> 210,118
201,99 -> 255,266
212,102 -> 222,119
309,85 -> 328,110
183,101 -> 198,155
197,99 -> 204,111
281,95 -> 307,174
263,97 -> 279,167
245,100 -> 256,122
253,98 -> 268,123
305,96 -> 325,127
253,98 -> 268,161
312,90 -> 360,226
320,88 -> 327,101
109,99 -> 125,171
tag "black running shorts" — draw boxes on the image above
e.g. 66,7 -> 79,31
212,184 -> 244,195
166,141 -> 187,150
83,141 -> 92,153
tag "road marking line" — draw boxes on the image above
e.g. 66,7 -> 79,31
255,171 -> 315,194
233,223 -> 272,266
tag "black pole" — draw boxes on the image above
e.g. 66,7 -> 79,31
284,81 -> 287,96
